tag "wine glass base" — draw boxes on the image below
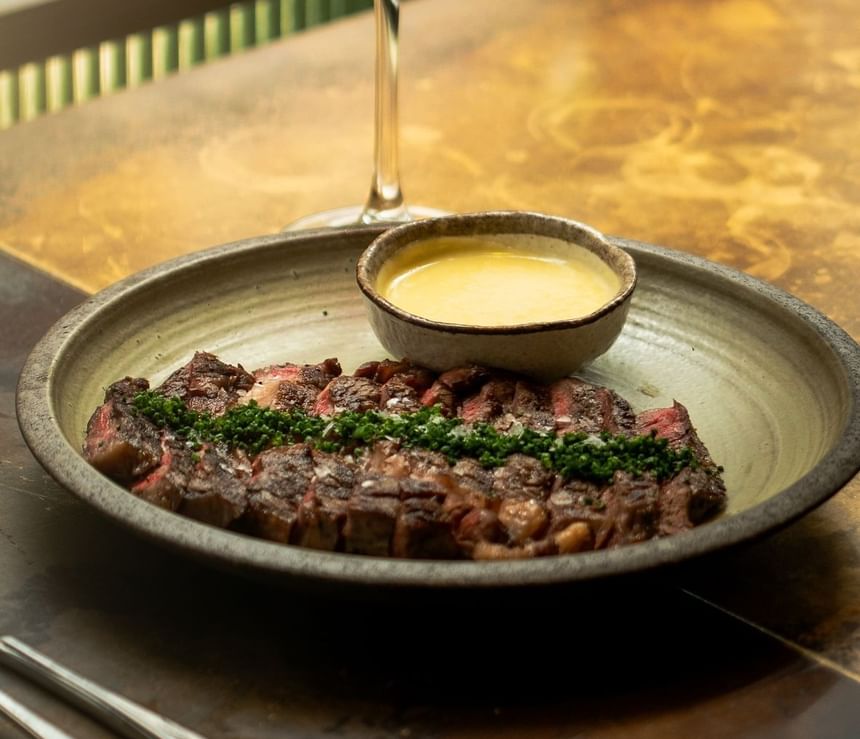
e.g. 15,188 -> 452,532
284,204 -> 449,231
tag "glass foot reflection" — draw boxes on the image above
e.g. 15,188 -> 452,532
284,204 -> 449,231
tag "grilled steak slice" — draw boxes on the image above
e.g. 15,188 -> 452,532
636,401 -> 716,466
270,381 -> 320,413
437,365 -> 491,394
379,377 -> 422,414
344,474 -> 401,556
313,375 -> 382,415
356,359 -> 436,392
362,443 -> 451,482
635,400 -> 727,532
130,436 -> 191,511
420,365 -> 491,417
545,480 -> 604,553
83,378 -> 162,483
242,365 -> 302,408
354,359 -> 409,384
659,467 -> 727,535
180,444 -> 249,527
595,471 -> 661,548
131,439 -> 248,527
459,377 -> 516,425
420,381 -> 457,416
509,380 -> 555,432
293,449 -> 356,550
550,378 -> 636,434
243,444 -> 314,542
492,454 -> 553,501
242,359 -> 341,410
450,458 -> 495,497
157,351 -> 255,415
353,359 -> 437,414
546,479 -> 604,530
295,358 -> 342,388
354,444 -> 457,557
393,496 -> 461,558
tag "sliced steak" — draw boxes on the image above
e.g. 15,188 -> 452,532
459,378 -> 516,425
595,471 -> 661,548
492,454 -> 553,501
437,365 -> 491,394
343,474 -> 401,556
509,380 -> 555,433
295,358 -> 342,388
393,497 -> 461,559
180,444 -> 249,528
443,458 -> 495,541
546,479 -> 604,530
450,458 -> 495,497
270,381 -> 320,413
313,375 -> 382,416
132,439 -> 248,527
362,444 -> 454,500
241,364 -> 301,408
379,377 -> 422,414
87,353 -> 728,561
157,351 -> 255,415
242,359 -> 340,410
83,378 -> 162,483
659,467 -> 727,535
550,378 -> 636,435
243,444 -> 314,542
293,449 -> 356,551
420,381 -> 457,416
130,436 -> 192,511
354,359 -> 408,384
636,401 -> 715,466
420,365 -> 491,417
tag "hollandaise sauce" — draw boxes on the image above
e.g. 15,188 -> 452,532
376,235 -> 622,326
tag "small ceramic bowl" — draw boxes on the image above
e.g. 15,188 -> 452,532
355,211 -> 637,379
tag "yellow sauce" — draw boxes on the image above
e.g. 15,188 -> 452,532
376,235 -> 621,326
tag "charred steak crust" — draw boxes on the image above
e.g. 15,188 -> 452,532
83,355 -> 727,559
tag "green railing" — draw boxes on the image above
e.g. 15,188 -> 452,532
0,0 -> 374,129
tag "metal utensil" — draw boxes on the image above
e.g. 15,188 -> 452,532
0,687 -> 74,739
0,637 -> 205,739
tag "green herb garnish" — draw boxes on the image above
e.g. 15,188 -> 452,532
131,390 -> 700,484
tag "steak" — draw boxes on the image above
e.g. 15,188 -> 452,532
241,358 -> 341,410
550,377 -> 636,435
243,444 -> 315,543
83,378 -> 162,483
314,375 -> 382,415
82,353 -> 727,560
158,351 -> 255,415
294,449 -> 356,551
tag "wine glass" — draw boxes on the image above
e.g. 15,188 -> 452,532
285,0 -> 447,230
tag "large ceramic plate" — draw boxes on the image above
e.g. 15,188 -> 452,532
16,226 -> 860,588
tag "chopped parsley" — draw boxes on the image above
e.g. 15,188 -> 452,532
131,390 -> 700,484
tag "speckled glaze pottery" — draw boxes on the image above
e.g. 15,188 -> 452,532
356,211 -> 637,379
15,225 -> 860,588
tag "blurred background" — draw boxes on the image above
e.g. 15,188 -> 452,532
0,0 -> 376,129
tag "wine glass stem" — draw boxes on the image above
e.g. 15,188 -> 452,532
362,0 -> 407,223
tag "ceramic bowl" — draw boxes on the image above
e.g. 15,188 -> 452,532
355,211 -> 637,379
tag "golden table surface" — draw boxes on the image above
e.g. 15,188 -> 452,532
0,0 -> 858,736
